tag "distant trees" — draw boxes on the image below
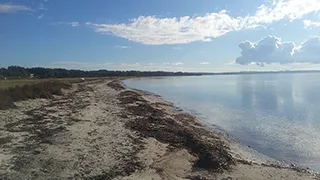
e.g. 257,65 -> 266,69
0,66 -> 30,77
0,66 -> 202,79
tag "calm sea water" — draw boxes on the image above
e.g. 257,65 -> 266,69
124,73 -> 320,171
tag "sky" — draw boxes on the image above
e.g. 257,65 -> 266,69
1,0 -> 320,72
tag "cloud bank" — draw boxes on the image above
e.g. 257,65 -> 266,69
0,3 -> 32,13
86,0 -> 320,45
236,36 -> 320,65
165,62 -> 184,66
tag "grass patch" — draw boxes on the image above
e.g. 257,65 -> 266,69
0,79 -> 41,90
55,77 -> 103,84
0,80 -> 71,110
0,77 -> 102,90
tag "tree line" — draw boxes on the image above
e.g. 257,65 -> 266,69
0,66 -> 202,79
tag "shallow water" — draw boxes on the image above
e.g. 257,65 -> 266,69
124,73 -> 320,171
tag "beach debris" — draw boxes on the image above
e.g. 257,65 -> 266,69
117,88 -> 234,171
108,80 -> 125,91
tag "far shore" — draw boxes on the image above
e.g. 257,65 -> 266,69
0,78 -> 318,180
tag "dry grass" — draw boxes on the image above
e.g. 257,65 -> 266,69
0,77 -> 103,110
0,81 -> 71,110
55,77 -> 103,84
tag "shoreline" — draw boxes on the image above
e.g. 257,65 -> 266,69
122,77 -> 319,172
121,80 -> 277,164
0,79 -> 318,179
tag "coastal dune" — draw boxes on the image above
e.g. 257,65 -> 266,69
0,79 -> 318,180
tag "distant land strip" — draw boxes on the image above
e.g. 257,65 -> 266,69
1,66 -> 320,79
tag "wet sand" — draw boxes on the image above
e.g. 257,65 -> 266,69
0,79 -> 318,180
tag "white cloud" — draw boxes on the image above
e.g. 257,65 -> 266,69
52,61 -> 90,66
236,35 -> 320,65
52,61 -> 113,70
172,47 -> 182,50
38,3 -> 48,11
120,63 -> 140,67
0,3 -> 32,13
171,62 -> 184,66
70,22 -> 80,27
163,62 -> 184,66
303,20 -> 320,29
250,0 -> 320,24
54,22 -> 80,27
86,11 -> 242,45
86,0 -> 320,45
200,62 -> 210,65
202,38 -> 212,42
114,45 -> 130,49
294,36 -> 320,63
38,14 -> 44,20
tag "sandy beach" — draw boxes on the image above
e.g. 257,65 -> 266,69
0,79 -> 319,180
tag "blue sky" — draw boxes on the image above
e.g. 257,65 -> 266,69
1,0 -> 320,72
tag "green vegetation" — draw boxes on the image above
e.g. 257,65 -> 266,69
0,66 -> 202,79
0,65 -> 201,90
0,77 -> 103,110
0,65 -> 200,108
0,79 -> 40,89
0,77 -> 102,90
55,77 -> 103,83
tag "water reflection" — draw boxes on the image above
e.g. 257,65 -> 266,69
238,74 -> 298,119
238,75 -> 254,109
234,74 -> 320,168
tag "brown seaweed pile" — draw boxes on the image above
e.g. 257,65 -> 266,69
111,81 -> 234,171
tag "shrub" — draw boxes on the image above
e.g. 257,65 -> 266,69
0,91 -> 14,109
0,80 -> 71,110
